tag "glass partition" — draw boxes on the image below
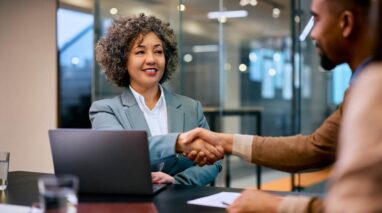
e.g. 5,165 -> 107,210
57,6 -> 93,128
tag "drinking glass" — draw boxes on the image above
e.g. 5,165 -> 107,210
38,175 -> 79,213
0,152 -> 10,190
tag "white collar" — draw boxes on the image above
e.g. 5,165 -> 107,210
129,85 -> 166,113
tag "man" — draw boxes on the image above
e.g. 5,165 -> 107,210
325,1 -> 382,211
175,0 -> 373,212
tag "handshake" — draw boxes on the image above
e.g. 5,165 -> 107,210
175,128 -> 233,166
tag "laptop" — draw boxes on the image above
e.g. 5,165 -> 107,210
48,129 -> 166,195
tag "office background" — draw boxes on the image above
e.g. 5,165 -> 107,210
0,0 -> 350,187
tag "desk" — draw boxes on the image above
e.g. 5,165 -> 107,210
203,107 -> 263,189
3,171 -> 240,213
2,171 -> 321,213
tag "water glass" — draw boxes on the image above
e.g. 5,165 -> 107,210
38,175 -> 79,213
0,152 -> 10,190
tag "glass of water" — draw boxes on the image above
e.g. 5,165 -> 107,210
0,152 -> 10,190
38,175 -> 79,213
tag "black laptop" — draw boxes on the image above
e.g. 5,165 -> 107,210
48,129 -> 166,195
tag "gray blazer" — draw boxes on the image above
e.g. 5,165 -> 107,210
89,87 -> 222,185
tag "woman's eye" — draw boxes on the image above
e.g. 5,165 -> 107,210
155,50 -> 163,54
136,51 -> 144,55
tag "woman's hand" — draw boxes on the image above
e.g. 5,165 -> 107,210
151,172 -> 175,184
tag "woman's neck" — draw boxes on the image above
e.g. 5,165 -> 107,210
130,84 -> 161,110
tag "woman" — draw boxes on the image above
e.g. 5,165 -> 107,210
89,13 -> 221,185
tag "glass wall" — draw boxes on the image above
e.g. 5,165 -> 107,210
57,6 -> 93,128
175,0 -> 298,145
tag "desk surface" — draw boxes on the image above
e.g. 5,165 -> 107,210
2,171 -> 321,213
3,171 -> 242,213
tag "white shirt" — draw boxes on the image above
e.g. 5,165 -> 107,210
130,85 -> 168,136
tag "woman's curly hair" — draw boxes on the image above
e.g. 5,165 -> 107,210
95,13 -> 178,87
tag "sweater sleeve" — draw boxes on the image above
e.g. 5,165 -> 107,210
248,100 -> 345,173
278,196 -> 323,213
229,108 -> 339,173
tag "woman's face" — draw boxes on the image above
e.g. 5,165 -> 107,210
127,32 -> 165,91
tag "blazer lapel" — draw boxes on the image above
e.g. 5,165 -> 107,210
164,88 -> 184,132
121,88 -> 151,136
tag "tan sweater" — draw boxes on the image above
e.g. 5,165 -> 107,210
325,63 -> 382,212
233,85 -> 349,213
234,63 -> 382,212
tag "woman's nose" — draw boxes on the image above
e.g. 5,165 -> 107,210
145,52 -> 156,64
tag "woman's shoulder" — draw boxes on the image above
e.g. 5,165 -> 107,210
164,89 -> 201,106
90,94 -> 123,110
173,93 -> 199,103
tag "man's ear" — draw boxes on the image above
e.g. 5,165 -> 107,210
340,10 -> 355,38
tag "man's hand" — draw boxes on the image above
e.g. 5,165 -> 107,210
176,128 -> 233,165
176,136 -> 224,166
151,172 -> 175,184
179,128 -> 221,146
227,188 -> 282,213
181,128 -> 233,153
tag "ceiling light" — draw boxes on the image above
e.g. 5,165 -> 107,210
249,52 -> 257,62
268,68 -> 277,76
71,57 -> 80,65
272,8 -> 280,18
240,0 -> 257,6
183,54 -> 193,62
299,16 -> 314,41
218,16 -> 227,23
177,4 -> 186,12
273,53 -> 281,62
207,10 -> 248,19
250,0 -> 258,6
239,64 -> 247,72
294,15 -> 301,23
192,45 -> 218,53
110,8 -> 118,15
239,0 -> 248,6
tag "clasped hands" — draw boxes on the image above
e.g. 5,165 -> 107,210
176,128 -> 228,166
